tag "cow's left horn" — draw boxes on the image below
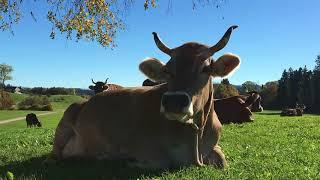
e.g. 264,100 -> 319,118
152,32 -> 173,56
201,25 -> 238,58
105,78 -> 109,84
92,79 -> 97,84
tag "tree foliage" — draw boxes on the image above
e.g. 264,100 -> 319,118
241,81 -> 260,93
0,63 -> 13,88
214,79 -> 239,99
276,56 -> 320,113
0,0 -> 224,47
260,81 -> 278,109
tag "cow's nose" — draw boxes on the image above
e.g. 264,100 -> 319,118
161,92 -> 191,113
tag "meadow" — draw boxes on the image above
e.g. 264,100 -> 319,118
0,102 -> 319,179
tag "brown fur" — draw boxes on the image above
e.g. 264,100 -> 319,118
214,96 -> 253,124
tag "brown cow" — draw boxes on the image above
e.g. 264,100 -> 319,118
89,78 -> 123,94
45,26 -> 240,169
281,104 -> 306,116
214,96 -> 253,124
239,91 -> 263,112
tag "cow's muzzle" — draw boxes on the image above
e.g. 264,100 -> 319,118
160,91 -> 194,122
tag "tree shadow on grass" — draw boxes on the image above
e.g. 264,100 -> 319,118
0,155 -> 174,179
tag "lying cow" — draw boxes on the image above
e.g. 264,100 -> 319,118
239,91 -> 263,112
214,96 -> 253,124
46,26 -> 240,169
281,104 -> 306,116
26,113 -> 42,128
89,78 -> 123,94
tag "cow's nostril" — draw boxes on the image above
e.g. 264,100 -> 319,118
161,93 -> 191,113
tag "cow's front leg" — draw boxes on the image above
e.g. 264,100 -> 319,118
203,145 -> 227,169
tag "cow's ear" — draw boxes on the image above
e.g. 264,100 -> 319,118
210,53 -> 240,77
139,57 -> 168,82
89,85 -> 94,90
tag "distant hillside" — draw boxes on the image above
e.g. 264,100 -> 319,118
9,93 -> 88,111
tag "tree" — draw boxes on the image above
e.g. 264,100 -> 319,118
0,0 -> 224,47
214,79 -> 239,99
241,81 -> 260,93
260,81 -> 278,109
0,63 -> 13,88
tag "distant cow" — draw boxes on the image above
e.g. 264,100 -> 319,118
26,113 -> 42,128
214,96 -> 253,124
89,78 -> 123,94
46,26 -> 240,168
281,104 -> 306,116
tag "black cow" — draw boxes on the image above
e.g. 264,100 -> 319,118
26,113 -> 42,127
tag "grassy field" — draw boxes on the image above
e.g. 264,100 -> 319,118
0,110 -> 319,179
0,94 -> 86,121
0,110 -> 49,121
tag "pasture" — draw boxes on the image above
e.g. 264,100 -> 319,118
0,109 -> 319,179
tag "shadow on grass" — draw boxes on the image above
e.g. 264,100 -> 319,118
257,112 -> 280,115
0,155 -> 172,179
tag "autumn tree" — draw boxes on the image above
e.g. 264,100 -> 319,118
0,0 -> 225,47
260,81 -> 278,109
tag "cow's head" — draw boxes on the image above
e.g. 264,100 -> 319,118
140,26 -> 240,124
246,91 -> 263,112
89,78 -> 109,94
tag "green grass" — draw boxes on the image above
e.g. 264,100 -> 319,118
9,93 -> 28,103
0,110 -> 48,121
0,110 -> 320,179
48,95 -> 87,110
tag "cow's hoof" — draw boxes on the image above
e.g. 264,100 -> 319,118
203,146 -> 227,169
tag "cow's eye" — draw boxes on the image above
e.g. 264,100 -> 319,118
162,66 -> 174,78
202,65 -> 211,74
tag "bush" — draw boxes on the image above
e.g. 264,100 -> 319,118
214,84 -> 239,99
17,96 -> 53,111
0,91 -> 14,110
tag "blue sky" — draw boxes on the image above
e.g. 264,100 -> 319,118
1,0 -> 320,89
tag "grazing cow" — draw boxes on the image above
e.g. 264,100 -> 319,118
26,113 -> 42,128
214,96 -> 253,124
46,26 -> 240,169
142,79 -> 164,86
89,78 -> 123,94
281,104 -> 306,116
239,91 -> 263,112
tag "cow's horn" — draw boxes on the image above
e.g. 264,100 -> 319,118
152,32 -> 173,56
200,25 -> 238,59
92,79 -> 97,84
105,78 -> 109,84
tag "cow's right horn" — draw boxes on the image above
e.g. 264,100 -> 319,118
105,78 -> 109,84
92,79 -> 97,84
200,25 -> 238,59
152,32 -> 173,56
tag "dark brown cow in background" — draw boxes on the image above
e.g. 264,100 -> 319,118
240,91 -> 263,112
26,113 -> 42,127
89,78 -> 123,94
214,96 -> 253,124
46,26 -> 240,169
